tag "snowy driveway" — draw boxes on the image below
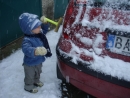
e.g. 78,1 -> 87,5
0,26 -> 62,98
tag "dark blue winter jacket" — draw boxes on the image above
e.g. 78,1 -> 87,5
19,13 -> 51,66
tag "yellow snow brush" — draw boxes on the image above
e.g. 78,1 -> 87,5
40,16 -> 63,32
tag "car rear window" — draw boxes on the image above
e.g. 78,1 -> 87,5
75,0 -> 130,10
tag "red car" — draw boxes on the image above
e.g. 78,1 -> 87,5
56,0 -> 130,98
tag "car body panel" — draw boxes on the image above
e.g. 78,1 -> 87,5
56,0 -> 130,97
57,58 -> 130,98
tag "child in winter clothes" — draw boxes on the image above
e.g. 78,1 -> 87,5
19,13 -> 52,93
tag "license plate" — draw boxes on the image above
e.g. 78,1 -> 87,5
106,34 -> 130,56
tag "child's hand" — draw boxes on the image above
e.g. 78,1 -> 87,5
35,47 -> 47,56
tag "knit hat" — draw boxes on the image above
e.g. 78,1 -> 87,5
31,19 -> 42,30
19,13 -> 42,35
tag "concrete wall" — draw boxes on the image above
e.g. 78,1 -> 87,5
42,0 -> 54,19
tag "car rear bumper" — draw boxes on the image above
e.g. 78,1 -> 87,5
56,46 -> 130,98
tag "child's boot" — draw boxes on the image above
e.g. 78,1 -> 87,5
24,84 -> 38,93
24,88 -> 38,93
34,81 -> 43,87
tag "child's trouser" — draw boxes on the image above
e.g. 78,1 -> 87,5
23,64 -> 42,90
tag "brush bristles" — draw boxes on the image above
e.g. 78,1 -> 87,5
55,17 -> 63,32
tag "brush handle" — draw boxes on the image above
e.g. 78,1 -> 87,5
44,17 -> 58,26
40,16 -> 62,32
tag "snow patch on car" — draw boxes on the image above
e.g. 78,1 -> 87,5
58,43 -> 130,82
93,34 -> 105,55
76,33 -> 93,46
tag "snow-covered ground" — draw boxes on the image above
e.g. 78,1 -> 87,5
0,26 -> 63,98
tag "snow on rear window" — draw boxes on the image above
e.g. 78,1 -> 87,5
75,0 -> 130,10
73,0 -> 130,32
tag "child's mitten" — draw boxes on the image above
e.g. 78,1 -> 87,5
40,16 -> 47,23
35,47 -> 47,56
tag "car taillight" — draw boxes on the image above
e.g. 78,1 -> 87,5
58,38 -> 72,53
62,1 -> 74,40
68,7 -> 73,16
64,0 -> 74,19
63,33 -> 69,39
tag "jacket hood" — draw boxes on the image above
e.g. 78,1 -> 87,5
19,13 -> 42,35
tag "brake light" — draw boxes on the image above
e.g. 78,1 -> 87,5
58,38 -> 72,53
68,7 -> 73,15
65,0 -> 74,18
63,33 -> 69,39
